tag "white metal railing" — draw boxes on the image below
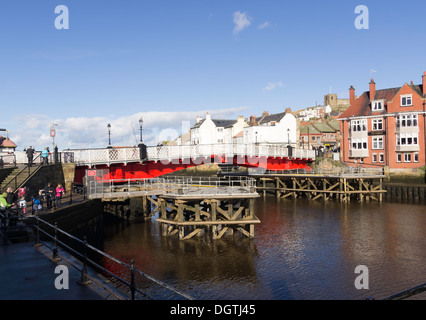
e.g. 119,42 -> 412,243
62,144 -> 315,167
86,176 -> 257,199
249,166 -> 385,176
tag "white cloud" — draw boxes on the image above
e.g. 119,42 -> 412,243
258,21 -> 271,29
262,81 -> 284,91
9,107 -> 249,151
233,11 -> 252,35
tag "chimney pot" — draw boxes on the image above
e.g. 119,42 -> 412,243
423,71 -> 426,95
369,79 -> 376,100
349,86 -> 356,105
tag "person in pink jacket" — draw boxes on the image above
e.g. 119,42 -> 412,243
55,184 -> 65,208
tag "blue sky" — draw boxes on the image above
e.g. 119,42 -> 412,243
1,0 -> 426,149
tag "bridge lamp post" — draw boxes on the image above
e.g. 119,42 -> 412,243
138,117 -> 147,161
107,123 -> 112,148
287,128 -> 290,146
139,117 -> 143,143
287,128 -> 293,158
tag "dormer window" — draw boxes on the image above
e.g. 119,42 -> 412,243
372,100 -> 384,111
401,94 -> 413,107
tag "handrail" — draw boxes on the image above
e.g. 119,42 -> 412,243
63,143 -> 316,167
86,176 -> 257,199
33,216 -> 193,300
382,282 -> 426,300
243,167 -> 386,177
1,153 -> 42,193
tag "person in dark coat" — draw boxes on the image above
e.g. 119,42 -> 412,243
44,182 -> 55,209
26,146 -> 35,167
5,187 -> 17,225
5,187 -> 16,207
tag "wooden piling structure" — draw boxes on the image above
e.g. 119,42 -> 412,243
152,194 -> 260,240
254,173 -> 386,202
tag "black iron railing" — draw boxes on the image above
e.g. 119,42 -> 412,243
32,216 -> 193,300
1,154 -> 42,193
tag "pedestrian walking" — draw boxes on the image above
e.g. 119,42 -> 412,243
18,196 -> 27,215
6,187 -> 16,207
55,184 -> 65,208
26,146 -> 35,167
45,182 -> 55,209
32,191 -> 44,214
41,147 -> 49,165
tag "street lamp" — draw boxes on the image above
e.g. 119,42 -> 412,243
138,117 -> 143,143
107,123 -> 112,148
287,128 -> 293,158
138,117 -> 147,161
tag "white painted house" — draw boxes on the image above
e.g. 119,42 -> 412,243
190,113 -> 247,145
243,110 -> 297,147
297,105 -> 332,122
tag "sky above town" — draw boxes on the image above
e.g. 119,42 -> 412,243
1,0 -> 426,150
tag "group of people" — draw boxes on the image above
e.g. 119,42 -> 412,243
0,183 -> 66,222
25,146 -> 51,166
30,183 -> 66,214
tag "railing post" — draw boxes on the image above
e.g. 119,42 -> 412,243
51,222 -> 61,262
2,214 -> 8,246
130,259 -> 136,300
34,217 -> 41,247
69,183 -> 73,205
79,236 -> 91,285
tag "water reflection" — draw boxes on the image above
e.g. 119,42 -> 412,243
101,198 -> 426,300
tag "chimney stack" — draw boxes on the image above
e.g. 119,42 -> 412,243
249,115 -> 257,126
369,79 -> 376,100
423,71 -> 426,96
349,86 -> 356,105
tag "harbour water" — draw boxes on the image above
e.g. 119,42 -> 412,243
101,197 -> 426,300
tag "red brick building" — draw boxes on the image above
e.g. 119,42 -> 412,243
338,72 -> 426,169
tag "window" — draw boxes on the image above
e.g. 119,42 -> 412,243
372,119 -> 383,131
414,153 -> 419,163
351,119 -> 367,132
401,94 -> 413,107
372,100 -> 384,111
396,114 -> 418,127
351,138 -> 368,150
372,154 -> 377,163
397,153 -> 402,163
396,133 -> 418,146
379,153 -> 384,163
217,128 -> 224,132
372,137 -> 384,149
404,153 -> 412,163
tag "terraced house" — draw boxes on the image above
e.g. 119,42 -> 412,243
338,72 -> 426,169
